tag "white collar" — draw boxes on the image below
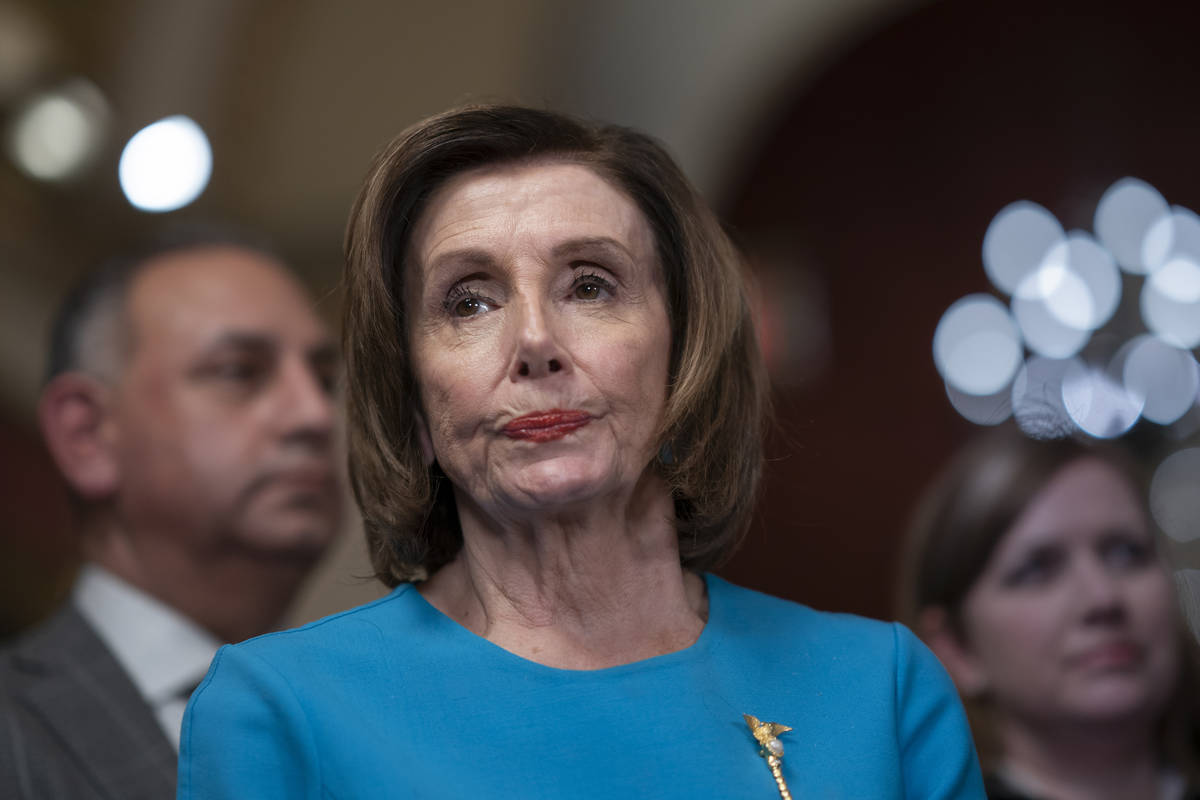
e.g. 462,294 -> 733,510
72,564 -> 221,705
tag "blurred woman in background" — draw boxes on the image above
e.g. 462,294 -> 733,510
901,429 -> 1200,800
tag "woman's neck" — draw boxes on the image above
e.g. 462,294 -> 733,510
417,478 -> 708,670
996,713 -> 1164,800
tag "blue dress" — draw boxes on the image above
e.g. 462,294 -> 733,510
178,574 -> 984,799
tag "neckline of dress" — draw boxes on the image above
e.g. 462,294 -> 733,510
398,571 -> 721,677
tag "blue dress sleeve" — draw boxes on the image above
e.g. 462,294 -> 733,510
892,623 -> 986,799
177,643 -> 321,800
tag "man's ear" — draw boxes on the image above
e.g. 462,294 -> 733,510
37,373 -> 119,500
917,606 -> 990,698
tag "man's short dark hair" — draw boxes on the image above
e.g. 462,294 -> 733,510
46,224 -> 281,383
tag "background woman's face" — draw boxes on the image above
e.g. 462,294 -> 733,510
405,161 -> 672,520
958,457 -> 1180,729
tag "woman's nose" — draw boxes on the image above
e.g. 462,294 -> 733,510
1077,556 -> 1127,624
508,295 -> 568,381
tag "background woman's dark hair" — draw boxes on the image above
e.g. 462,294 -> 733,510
899,426 -> 1200,777
342,104 -> 767,585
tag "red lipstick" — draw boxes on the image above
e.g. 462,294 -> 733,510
502,409 -> 591,442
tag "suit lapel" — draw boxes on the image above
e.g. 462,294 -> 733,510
10,606 -> 177,800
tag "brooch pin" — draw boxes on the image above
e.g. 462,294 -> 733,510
743,713 -> 794,799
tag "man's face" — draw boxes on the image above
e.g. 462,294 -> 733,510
109,246 -> 342,559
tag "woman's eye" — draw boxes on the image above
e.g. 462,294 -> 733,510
1004,548 -> 1063,588
574,282 -> 603,300
1100,535 -> 1152,571
444,287 -> 492,318
571,272 -> 613,301
453,296 -> 486,317
214,360 -> 266,384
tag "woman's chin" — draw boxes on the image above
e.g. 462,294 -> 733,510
1058,680 -> 1171,726
495,458 -> 623,512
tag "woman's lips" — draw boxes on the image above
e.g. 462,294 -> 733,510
1070,641 -> 1143,672
502,409 -> 592,442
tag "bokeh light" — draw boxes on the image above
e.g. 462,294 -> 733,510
1143,206 -> 1200,276
1045,233 -> 1121,330
7,79 -> 110,182
1061,359 -> 1142,439
982,200 -> 1065,296
940,177 -> 1200,437
1175,570 -> 1200,644
118,115 -> 212,212
1119,334 -> 1199,425
1150,449 -> 1200,543
1141,260 -> 1200,348
945,380 -> 1012,425
1094,177 -> 1170,274
1011,356 -> 1078,438
933,294 -> 1023,395
1011,278 -> 1092,359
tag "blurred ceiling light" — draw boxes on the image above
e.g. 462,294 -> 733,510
1141,260 -> 1200,349
1045,233 -> 1120,330
1094,177 -> 1170,274
0,3 -> 55,103
1011,356 -> 1077,438
1148,257 -> 1200,303
1061,360 -> 1142,439
945,380 -> 1012,425
933,294 -> 1023,396
7,79 -> 110,182
118,115 -> 211,212
1174,569 -> 1200,643
1142,206 -> 1200,276
982,200 -> 1064,296
1119,335 -> 1199,425
1010,275 -> 1091,359
1150,448 -> 1200,543
940,177 -> 1200,437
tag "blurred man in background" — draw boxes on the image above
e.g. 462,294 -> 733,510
0,230 -> 343,799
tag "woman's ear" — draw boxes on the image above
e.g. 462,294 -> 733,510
917,605 -> 990,698
37,373 -> 120,500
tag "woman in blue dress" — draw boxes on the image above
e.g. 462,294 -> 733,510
178,104 -> 984,799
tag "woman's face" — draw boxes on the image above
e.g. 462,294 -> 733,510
957,457 -> 1180,729
405,160 -> 672,519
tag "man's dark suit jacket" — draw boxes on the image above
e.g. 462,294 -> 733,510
0,604 -> 177,799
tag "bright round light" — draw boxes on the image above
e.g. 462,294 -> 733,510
1061,360 -> 1142,439
1011,279 -> 1091,359
1141,260 -> 1200,349
982,201 -> 1065,297
1120,335 -> 1199,425
1149,258 -> 1200,303
7,79 -> 109,181
118,115 -> 212,212
1174,569 -> 1200,644
1143,206 -> 1200,275
933,294 -> 1023,396
1011,356 -> 1079,438
945,380 -> 1012,425
1045,233 -> 1121,329
1094,177 -> 1170,274
1150,449 -> 1200,543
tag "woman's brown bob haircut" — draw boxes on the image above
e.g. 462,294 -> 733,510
343,104 -> 767,586
899,427 -> 1200,776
